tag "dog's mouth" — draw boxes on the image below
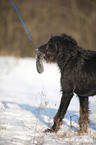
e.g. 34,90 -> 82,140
35,49 -> 44,59
35,49 -> 53,74
37,49 -> 55,63
35,42 -> 56,73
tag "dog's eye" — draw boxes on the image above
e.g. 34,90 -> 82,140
46,45 -> 48,50
49,42 -> 53,48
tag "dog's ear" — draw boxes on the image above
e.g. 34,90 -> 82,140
61,33 -> 77,46
50,34 -> 53,39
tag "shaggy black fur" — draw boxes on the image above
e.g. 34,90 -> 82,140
38,34 -> 96,133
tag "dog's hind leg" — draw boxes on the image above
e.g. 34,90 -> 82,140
78,96 -> 89,133
45,92 -> 73,133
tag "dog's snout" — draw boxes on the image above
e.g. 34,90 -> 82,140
38,44 -> 48,53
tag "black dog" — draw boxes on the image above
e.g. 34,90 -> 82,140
38,34 -> 96,133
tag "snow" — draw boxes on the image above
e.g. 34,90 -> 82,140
0,56 -> 96,145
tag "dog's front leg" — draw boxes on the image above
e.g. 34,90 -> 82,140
45,92 -> 73,133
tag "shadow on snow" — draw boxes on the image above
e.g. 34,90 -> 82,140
2,101 -> 96,131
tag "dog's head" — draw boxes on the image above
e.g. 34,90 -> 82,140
38,34 -> 77,63
38,37 -> 56,62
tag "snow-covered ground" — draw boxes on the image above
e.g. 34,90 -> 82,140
0,56 -> 96,145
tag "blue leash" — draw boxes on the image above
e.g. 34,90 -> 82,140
10,0 -> 44,73
10,0 -> 32,41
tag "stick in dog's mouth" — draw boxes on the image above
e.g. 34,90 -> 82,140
35,49 -> 44,74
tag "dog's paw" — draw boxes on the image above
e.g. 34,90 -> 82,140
76,128 -> 88,135
44,128 -> 55,133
